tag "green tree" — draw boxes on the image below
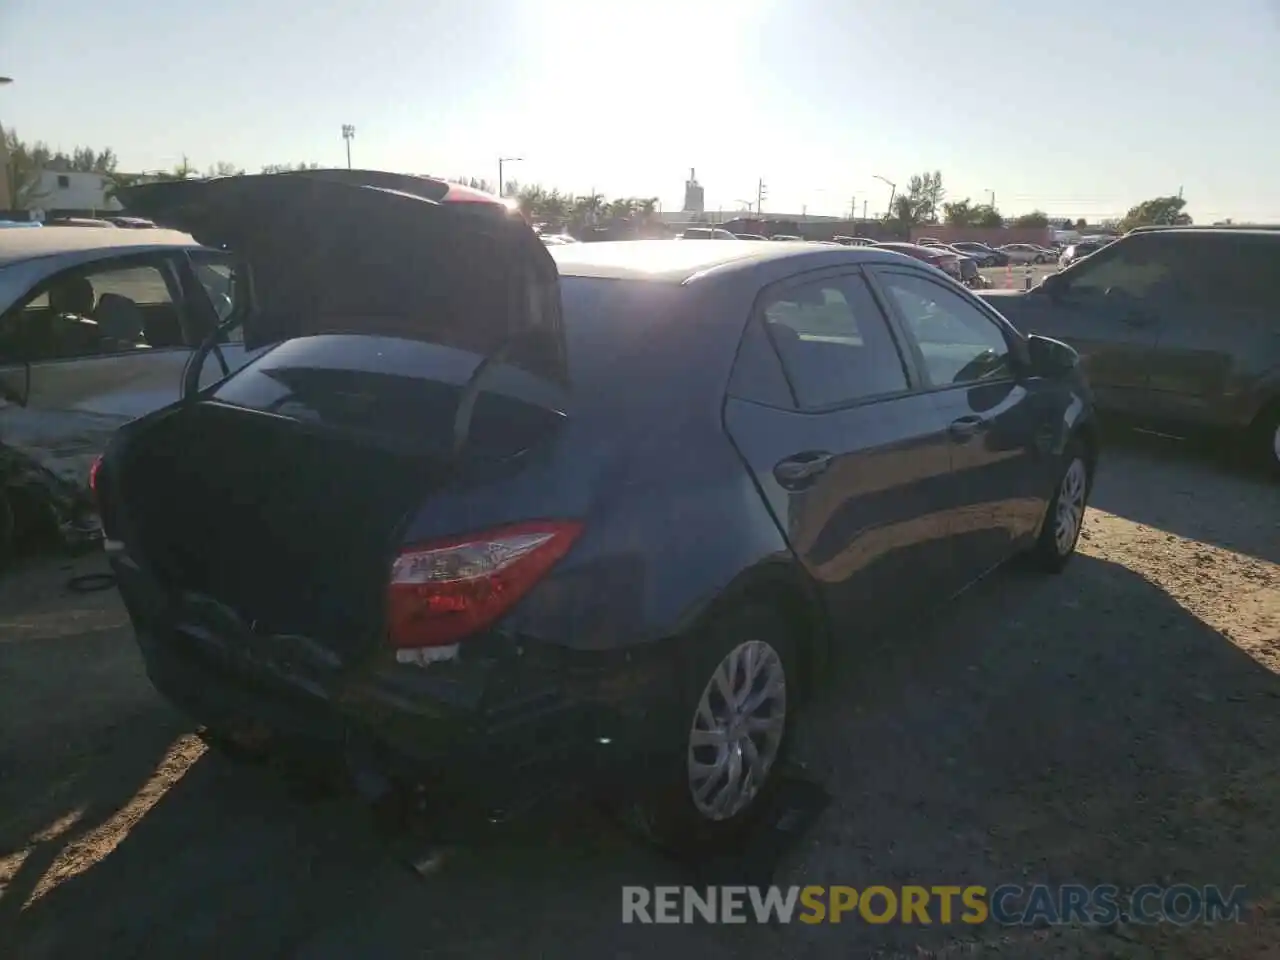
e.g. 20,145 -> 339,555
69,145 -> 118,173
540,189 -> 569,221
206,161 -> 245,177
607,197 -> 636,220
515,184 -> 547,219
1074,217 -> 1088,230
909,170 -> 945,223
1011,210 -> 1049,228
1118,195 -> 1191,232
3,129 -> 53,207
943,198 -> 976,226
574,192 -> 605,224
943,197 -> 1003,228
260,162 -> 320,174
972,204 -> 1004,228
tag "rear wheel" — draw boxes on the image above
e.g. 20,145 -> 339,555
1031,444 -> 1091,573
627,603 -> 797,850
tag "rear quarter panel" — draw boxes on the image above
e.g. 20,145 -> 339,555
402,279 -> 805,653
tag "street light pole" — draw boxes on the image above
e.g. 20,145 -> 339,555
873,175 -> 896,218
341,124 -> 355,169
498,156 -> 523,198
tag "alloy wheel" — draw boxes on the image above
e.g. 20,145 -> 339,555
687,639 -> 787,821
1054,458 -> 1088,556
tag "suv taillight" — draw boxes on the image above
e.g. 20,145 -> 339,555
386,520 -> 583,649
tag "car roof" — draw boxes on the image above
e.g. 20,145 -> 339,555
0,226 -> 200,267
1125,226 -> 1280,239
547,239 -> 916,283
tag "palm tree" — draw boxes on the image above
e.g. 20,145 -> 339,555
575,192 -> 605,225
608,197 -> 636,220
516,184 -> 546,220
541,189 -> 568,223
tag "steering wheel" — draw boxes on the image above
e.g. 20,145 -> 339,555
952,348 -> 1004,384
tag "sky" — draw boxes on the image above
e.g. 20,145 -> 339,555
2,0 -> 1279,223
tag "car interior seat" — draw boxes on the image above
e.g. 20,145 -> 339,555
49,275 -> 96,318
93,293 -> 148,347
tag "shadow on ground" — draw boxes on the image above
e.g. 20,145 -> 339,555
5,542 -> 1278,958
1088,426 -> 1278,565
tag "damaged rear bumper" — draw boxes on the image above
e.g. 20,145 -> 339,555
110,552 -> 683,812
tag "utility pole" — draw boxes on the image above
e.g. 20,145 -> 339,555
498,156 -> 523,198
341,124 -> 355,169
1177,185 -> 1183,200
987,189 -> 996,209
862,200 -> 868,220
756,178 -> 767,217
849,195 -> 856,220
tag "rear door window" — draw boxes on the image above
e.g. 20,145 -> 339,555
1184,236 -> 1279,312
760,272 -> 911,409
0,255 -> 185,361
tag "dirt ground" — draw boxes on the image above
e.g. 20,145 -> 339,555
0,430 -> 1276,959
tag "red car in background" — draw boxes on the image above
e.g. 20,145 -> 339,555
873,241 -> 965,282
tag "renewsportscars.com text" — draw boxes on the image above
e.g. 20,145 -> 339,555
621,884 -> 1247,926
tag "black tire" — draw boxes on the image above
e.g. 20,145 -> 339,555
1030,442 -> 1091,573
625,601 -> 799,852
1250,401 -> 1280,479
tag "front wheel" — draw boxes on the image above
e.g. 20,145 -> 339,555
1030,447 -> 1091,573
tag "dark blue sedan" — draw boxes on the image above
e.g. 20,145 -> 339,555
95,171 -> 1098,847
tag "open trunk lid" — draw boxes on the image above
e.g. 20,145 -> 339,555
109,172 -> 569,671
118,170 -> 566,385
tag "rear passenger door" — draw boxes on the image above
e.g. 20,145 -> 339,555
871,266 -> 1055,589
723,267 -> 959,637
1142,235 -> 1278,425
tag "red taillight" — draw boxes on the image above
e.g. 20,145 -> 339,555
386,520 -> 583,649
89,455 -> 103,498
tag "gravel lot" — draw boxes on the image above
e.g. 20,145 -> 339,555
1,431 -> 1276,959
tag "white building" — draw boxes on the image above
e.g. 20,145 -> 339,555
22,169 -> 123,216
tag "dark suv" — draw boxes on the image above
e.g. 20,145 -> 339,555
982,227 -> 1280,474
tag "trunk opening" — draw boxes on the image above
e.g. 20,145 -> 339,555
121,402 -> 440,662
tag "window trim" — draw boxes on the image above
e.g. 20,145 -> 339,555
184,248 -> 250,343
867,265 -> 1029,394
0,251 -> 191,365
747,265 -> 923,414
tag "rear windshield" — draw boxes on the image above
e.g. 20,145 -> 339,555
559,276 -> 686,385
209,335 -> 565,456
206,277 -> 680,445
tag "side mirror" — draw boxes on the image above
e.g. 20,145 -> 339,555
1026,334 -> 1079,378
